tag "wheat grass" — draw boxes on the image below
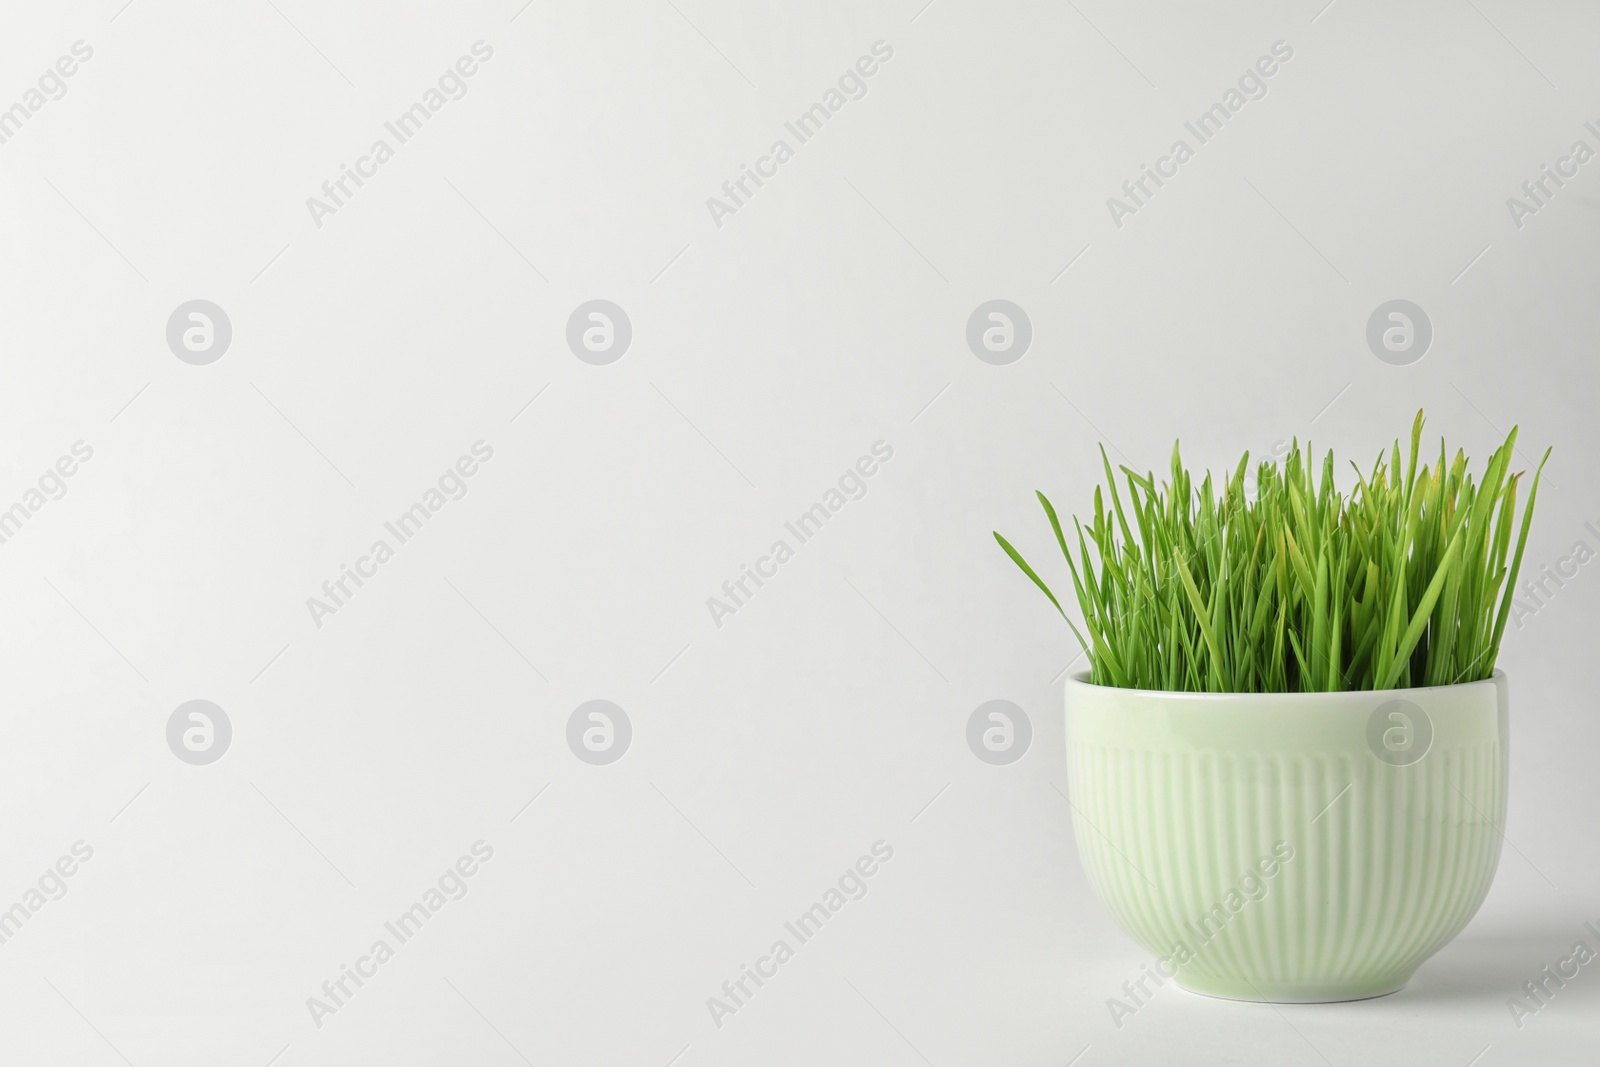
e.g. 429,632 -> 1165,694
995,411 -> 1548,692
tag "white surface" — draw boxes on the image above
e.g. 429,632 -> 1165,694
1,1 -> 1597,1064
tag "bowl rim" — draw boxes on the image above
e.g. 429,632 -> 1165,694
1064,667 -> 1505,703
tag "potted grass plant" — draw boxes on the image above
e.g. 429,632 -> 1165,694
995,412 -> 1548,1002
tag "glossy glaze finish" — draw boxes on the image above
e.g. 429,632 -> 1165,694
1065,671 -> 1509,1002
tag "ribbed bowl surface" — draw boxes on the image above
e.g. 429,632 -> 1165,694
1064,671 -> 1509,1002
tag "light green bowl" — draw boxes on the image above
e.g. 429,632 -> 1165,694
1065,670 -> 1509,1003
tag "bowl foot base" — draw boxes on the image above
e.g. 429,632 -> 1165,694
1173,973 -> 1411,1004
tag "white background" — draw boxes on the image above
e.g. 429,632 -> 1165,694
1,1 -> 1597,1064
